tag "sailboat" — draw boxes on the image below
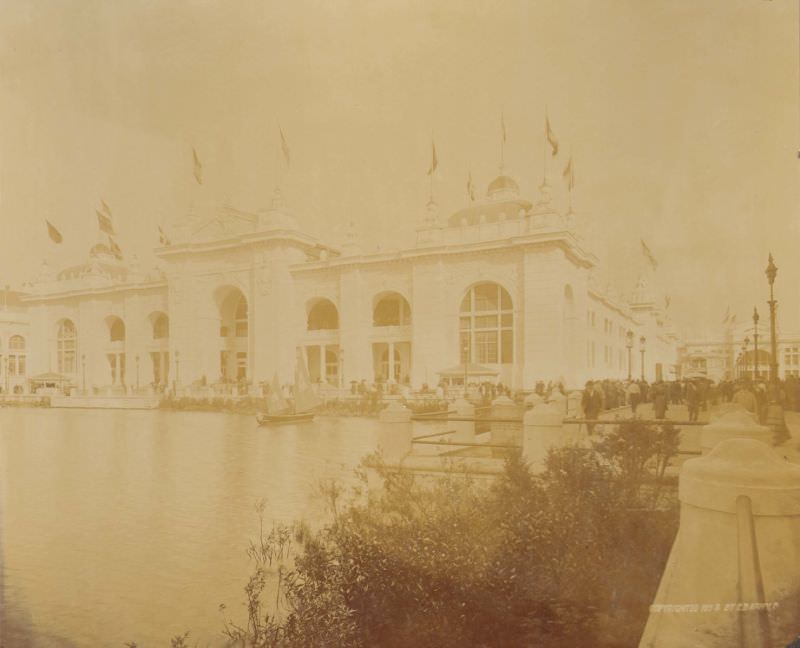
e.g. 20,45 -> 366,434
256,351 -> 322,425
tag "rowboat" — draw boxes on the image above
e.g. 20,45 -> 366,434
256,411 -> 315,425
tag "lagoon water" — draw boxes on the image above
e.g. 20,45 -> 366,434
0,408 -> 385,647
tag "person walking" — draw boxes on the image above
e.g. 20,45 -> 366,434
686,379 -> 700,422
582,380 -> 604,435
627,380 -> 641,416
653,380 -> 668,419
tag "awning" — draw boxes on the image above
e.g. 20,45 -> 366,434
28,372 -> 71,383
436,363 -> 500,378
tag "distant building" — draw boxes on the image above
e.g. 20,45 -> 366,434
0,288 -> 31,394
13,167 -> 679,395
679,323 -> 800,382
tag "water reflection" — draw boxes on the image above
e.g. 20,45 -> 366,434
0,409 -> 382,647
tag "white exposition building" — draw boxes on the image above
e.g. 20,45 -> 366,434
9,157 -> 679,395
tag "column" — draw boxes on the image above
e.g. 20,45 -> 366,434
388,341 -> 395,383
319,344 -> 326,384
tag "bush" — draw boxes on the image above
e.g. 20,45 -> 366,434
216,432 -> 679,648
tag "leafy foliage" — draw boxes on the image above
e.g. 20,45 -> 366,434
217,422 -> 679,648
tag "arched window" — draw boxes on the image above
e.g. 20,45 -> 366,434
8,335 -> 26,377
57,320 -> 77,374
152,314 -> 169,340
109,318 -> 125,342
234,295 -> 248,337
307,300 -> 339,331
373,294 -> 411,327
459,283 -> 513,364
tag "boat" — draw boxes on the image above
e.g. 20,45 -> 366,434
256,352 -> 322,426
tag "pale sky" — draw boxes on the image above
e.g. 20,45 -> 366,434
0,0 -> 798,337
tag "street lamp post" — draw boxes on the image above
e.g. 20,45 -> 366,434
81,354 -> 86,393
136,354 -> 140,391
175,350 -> 180,394
753,308 -> 760,380
744,336 -> 750,379
766,253 -> 779,383
462,340 -> 469,397
626,331 -> 634,381
639,336 -> 646,381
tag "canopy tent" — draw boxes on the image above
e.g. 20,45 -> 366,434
28,372 -> 73,390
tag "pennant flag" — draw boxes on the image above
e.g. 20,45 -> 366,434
640,239 -> 658,270
546,116 -> 559,156
562,157 -> 575,190
100,200 -> 112,218
729,313 -> 737,325
158,224 -> 171,246
427,140 -> 438,176
97,210 -> 115,236
279,128 -> 291,168
664,295 -> 671,310
108,236 -> 123,259
467,170 -> 475,202
46,220 -> 63,244
192,147 -> 203,185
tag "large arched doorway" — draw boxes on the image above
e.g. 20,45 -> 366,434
216,288 -> 249,383
371,292 -> 412,383
304,298 -> 340,385
148,311 -> 170,388
105,316 -> 126,386
57,319 -> 78,375
459,282 -> 514,366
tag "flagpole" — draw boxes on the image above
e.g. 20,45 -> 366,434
542,111 -> 548,186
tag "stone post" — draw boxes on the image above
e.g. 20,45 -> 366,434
639,438 -> 800,647
701,410 -> 771,455
452,398 -> 475,445
522,401 -> 566,472
489,395 -> 524,449
524,392 -> 544,410
377,400 -> 413,465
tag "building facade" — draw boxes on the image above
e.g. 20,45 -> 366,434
13,171 -> 679,395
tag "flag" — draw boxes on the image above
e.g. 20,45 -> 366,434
640,239 -> 658,270
562,157 -> 575,190
279,128 -> 291,168
46,220 -> 62,244
729,313 -> 737,325
100,200 -> 112,217
546,116 -> 559,156
467,170 -> 475,202
427,140 -> 438,176
158,225 -> 171,246
501,112 -> 507,143
192,147 -> 203,185
108,236 -> 123,259
664,295 -> 671,310
722,306 -> 730,324
97,210 -> 115,235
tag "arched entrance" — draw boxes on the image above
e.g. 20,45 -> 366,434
216,287 -> 249,383
304,298 -> 340,385
105,316 -> 126,386
371,292 -> 412,383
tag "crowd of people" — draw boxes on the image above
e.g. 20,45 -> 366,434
578,375 -> 799,437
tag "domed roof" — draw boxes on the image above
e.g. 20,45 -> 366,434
89,242 -> 114,258
447,198 -> 532,227
488,174 -> 519,197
